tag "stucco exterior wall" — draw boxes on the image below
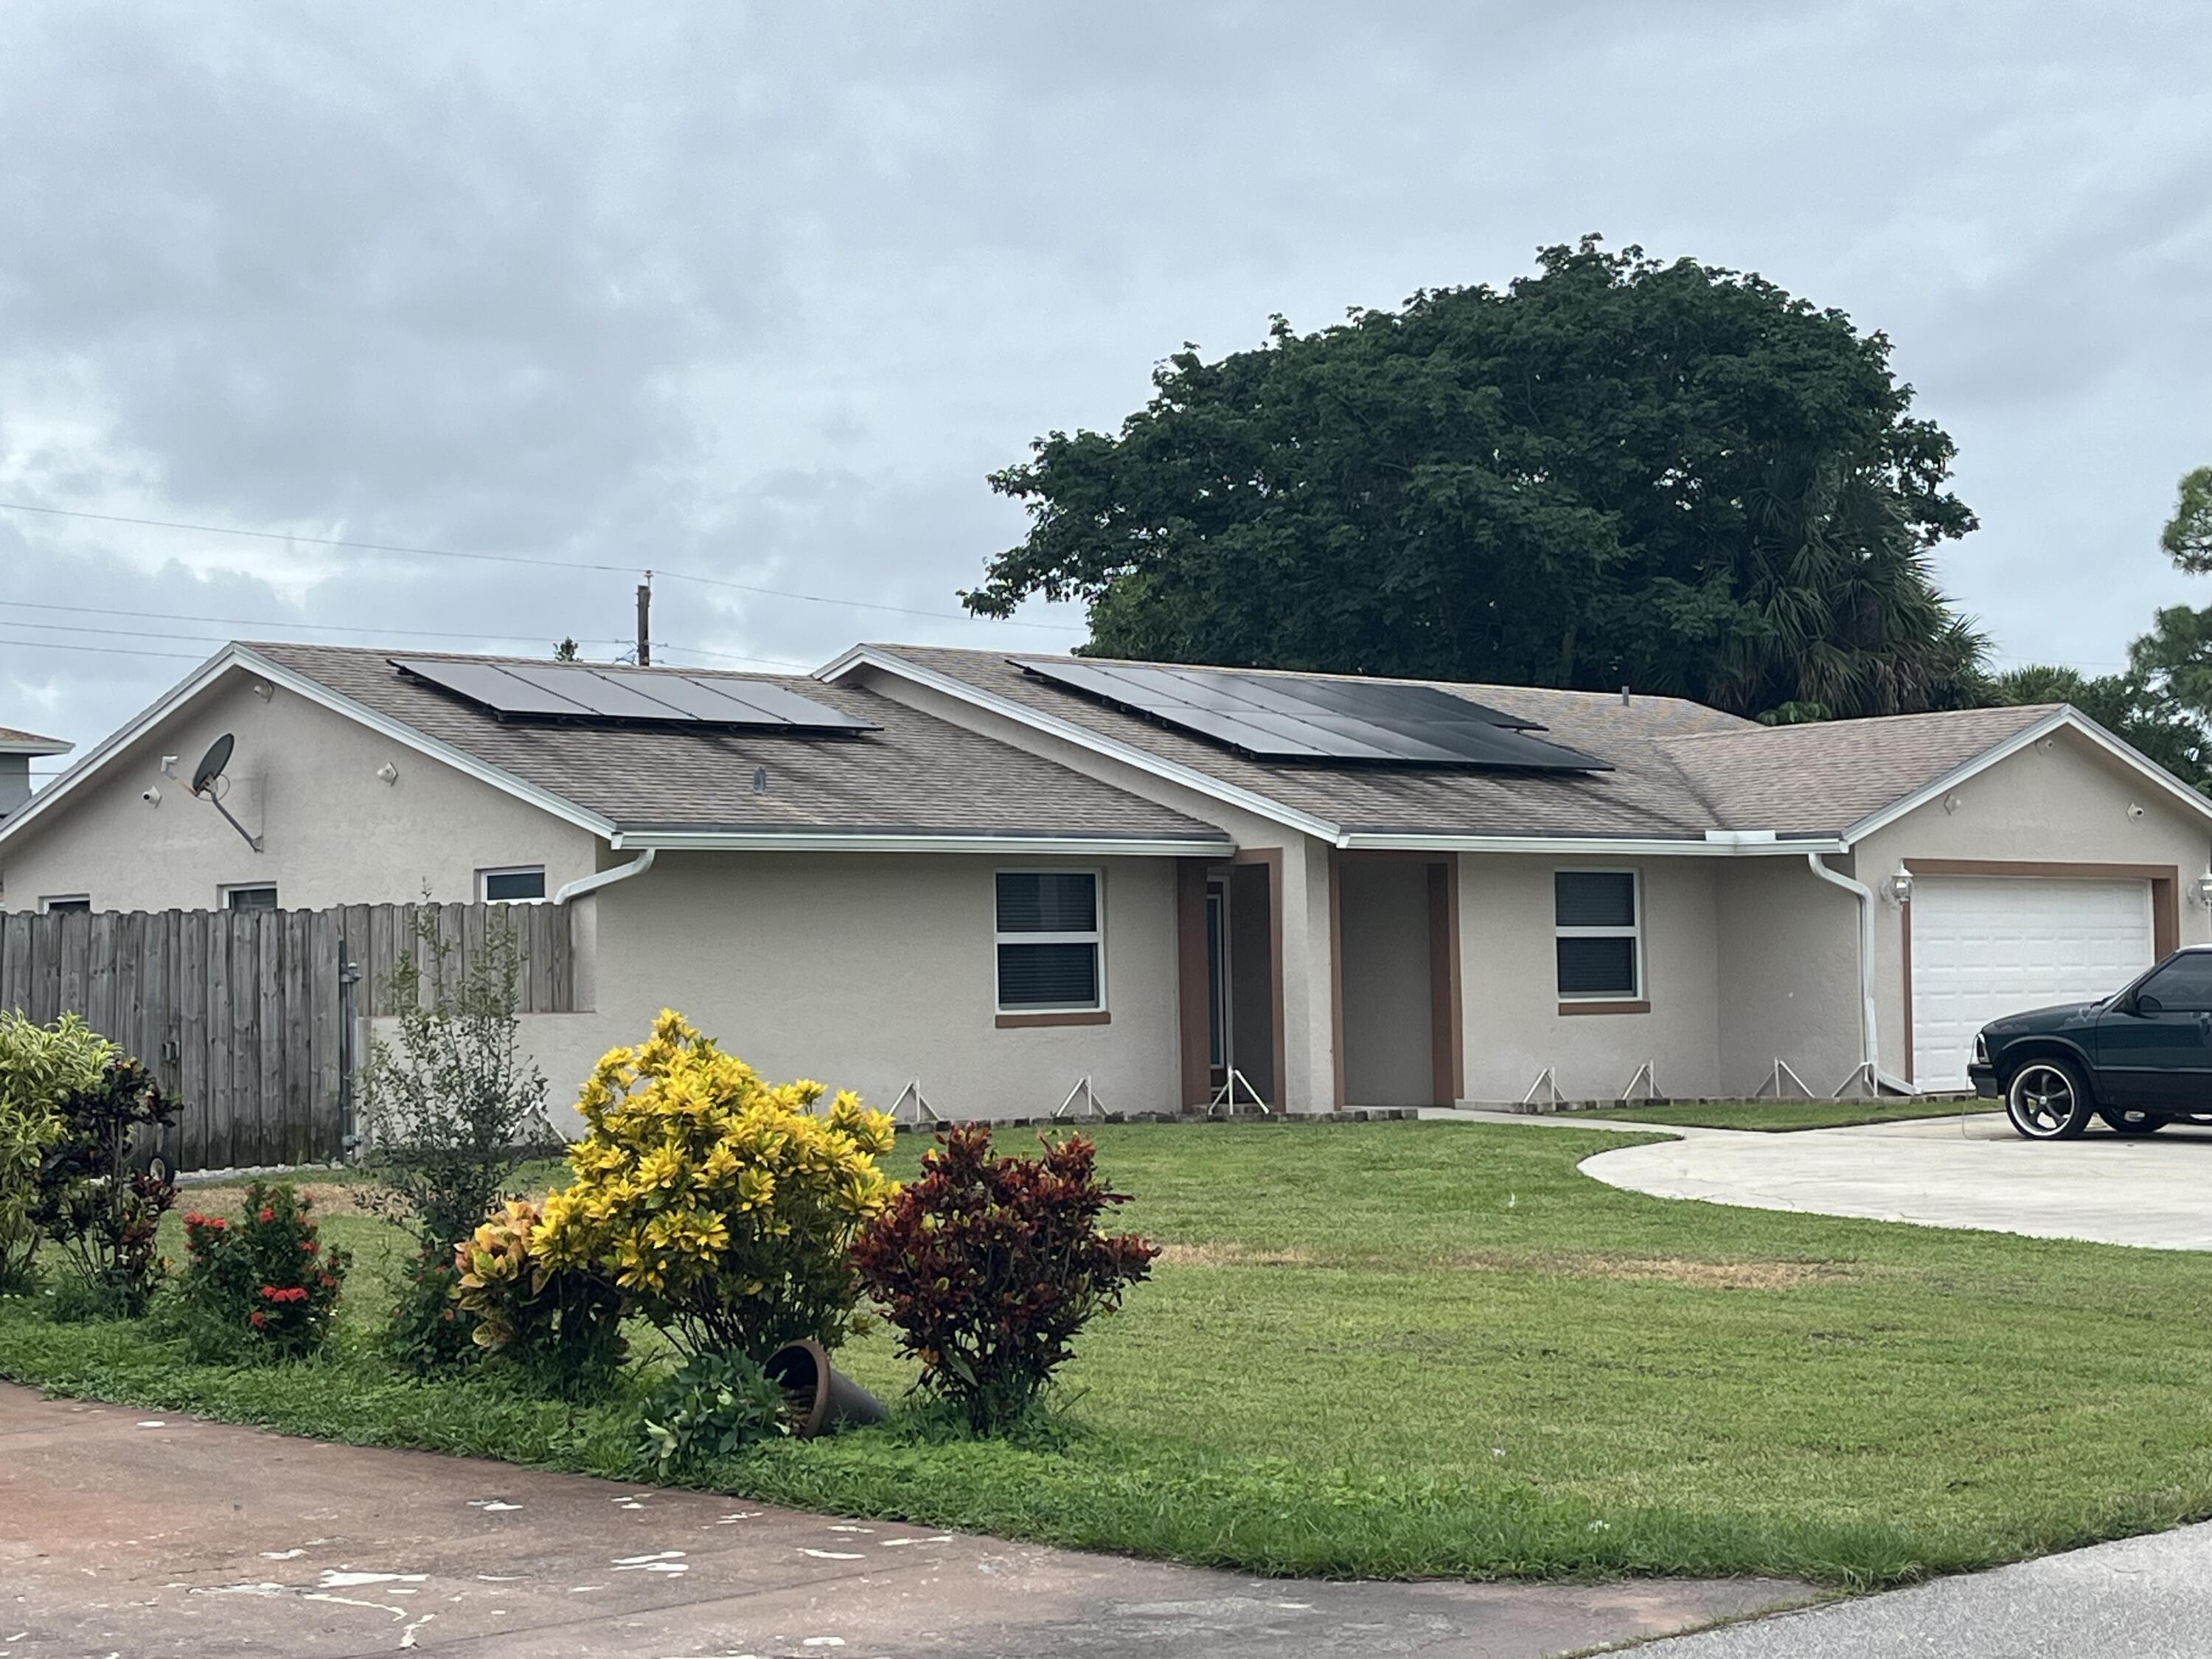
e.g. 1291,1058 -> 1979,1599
853,668 -> 1343,1110
517,848 -> 1183,1126
1854,726 -> 2212,1088
0,668 -> 599,914
1336,857 -> 1433,1106
1457,855 -> 1724,1102
1714,856 -> 1864,1096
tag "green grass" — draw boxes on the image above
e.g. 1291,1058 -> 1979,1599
1575,1099 -> 2000,1133
4,1121 -> 2211,1589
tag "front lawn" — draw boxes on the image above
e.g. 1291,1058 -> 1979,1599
4,1121 -> 2210,1589
1574,1099 -> 2000,1133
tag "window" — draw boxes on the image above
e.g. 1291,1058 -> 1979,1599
479,866 -> 548,904
2138,953 -> 2212,1013
995,870 -> 1103,1012
1555,870 -> 1641,1001
38,894 -> 91,914
223,884 -> 279,912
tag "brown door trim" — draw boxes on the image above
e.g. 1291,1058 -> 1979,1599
1427,856 -> 1464,1106
1230,846 -> 1288,1110
1327,847 -> 1346,1110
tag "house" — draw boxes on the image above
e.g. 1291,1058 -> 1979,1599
2,640 -> 2206,1115
1,726 -> 71,822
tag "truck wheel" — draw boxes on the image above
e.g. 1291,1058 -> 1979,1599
2005,1060 -> 2092,1140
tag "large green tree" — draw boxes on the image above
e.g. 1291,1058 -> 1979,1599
966,239 -> 1986,719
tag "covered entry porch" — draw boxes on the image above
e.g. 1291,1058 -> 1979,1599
1173,849 -> 1464,1111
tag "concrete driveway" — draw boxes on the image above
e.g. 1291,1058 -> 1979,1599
0,1385 -> 1808,1658
1579,1112 -> 2212,1251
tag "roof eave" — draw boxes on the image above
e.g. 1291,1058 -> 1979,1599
0,643 -> 619,852
610,828 -> 1238,857
1839,706 -> 2212,847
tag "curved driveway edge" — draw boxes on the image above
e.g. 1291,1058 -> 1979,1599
0,1384 -> 1812,1658
1580,1114 -> 2212,1251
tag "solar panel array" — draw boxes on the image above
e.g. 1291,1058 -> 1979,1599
392,658 -> 877,734
1019,659 -> 1610,771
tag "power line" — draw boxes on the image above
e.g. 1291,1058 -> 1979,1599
0,596 -> 635,649
0,498 -> 1083,633
0,634 -> 204,661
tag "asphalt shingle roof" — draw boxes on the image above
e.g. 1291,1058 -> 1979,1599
860,645 -> 2074,840
0,726 -> 69,752
246,643 -> 1227,844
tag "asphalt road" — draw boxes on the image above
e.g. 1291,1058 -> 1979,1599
1628,1518 -> 2212,1658
0,1385 -> 1806,1658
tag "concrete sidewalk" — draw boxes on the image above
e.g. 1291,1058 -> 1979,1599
0,1384 -> 1808,1658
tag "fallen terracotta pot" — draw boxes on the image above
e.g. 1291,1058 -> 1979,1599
765,1338 -> 888,1438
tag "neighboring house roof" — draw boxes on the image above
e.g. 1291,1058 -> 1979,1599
0,726 -> 71,757
827,644 -> 2212,850
0,644 -> 1234,856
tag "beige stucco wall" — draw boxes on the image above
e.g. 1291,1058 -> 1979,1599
516,848 -> 1184,1126
0,667 -> 600,913
1854,726 -> 2212,1088
1458,855 -> 1725,1102
853,668 -> 1344,1110
1336,857 -> 1433,1106
1714,855 -> 1865,1096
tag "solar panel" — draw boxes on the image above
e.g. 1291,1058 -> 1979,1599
392,658 -> 876,734
1018,659 -> 1610,771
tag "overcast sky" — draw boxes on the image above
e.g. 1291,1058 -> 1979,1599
4,2 -> 2209,773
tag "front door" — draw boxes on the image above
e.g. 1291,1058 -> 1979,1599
1206,882 -> 1231,1090
2098,953 -> 2212,1109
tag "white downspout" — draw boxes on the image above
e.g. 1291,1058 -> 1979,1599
1805,851 -> 1909,1096
552,849 -> 655,1017
553,847 -> 655,906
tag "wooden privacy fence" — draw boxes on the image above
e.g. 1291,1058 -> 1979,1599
0,902 -> 574,1173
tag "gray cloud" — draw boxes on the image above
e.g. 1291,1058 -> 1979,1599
4,0 -> 2210,764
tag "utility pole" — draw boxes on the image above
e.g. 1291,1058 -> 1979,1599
636,571 -> 653,667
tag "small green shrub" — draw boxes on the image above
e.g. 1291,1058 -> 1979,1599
0,1012 -> 114,1290
636,1348 -> 791,1475
854,1124 -> 1157,1432
386,1245 -> 478,1376
175,1183 -> 352,1362
535,1010 -> 896,1360
35,1057 -> 179,1318
453,1198 -> 625,1399
361,906 -> 555,1259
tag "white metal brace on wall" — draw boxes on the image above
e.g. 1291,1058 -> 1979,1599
1208,1068 -> 1269,1116
1054,1076 -> 1107,1120
1756,1058 -> 1815,1100
1520,1068 -> 1565,1107
888,1079 -> 942,1126
1618,1062 -> 1659,1104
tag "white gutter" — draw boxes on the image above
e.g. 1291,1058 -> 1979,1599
606,831 -> 1237,857
1335,830 -> 1846,857
1804,851 -> 1910,1096
554,848 -> 655,905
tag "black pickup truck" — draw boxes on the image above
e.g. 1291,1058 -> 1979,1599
1970,946 -> 2212,1140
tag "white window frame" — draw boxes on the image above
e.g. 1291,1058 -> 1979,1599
38,893 -> 91,914
478,865 -> 549,905
993,866 -> 1107,1015
220,882 -> 280,912
1554,867 -> 1643,1002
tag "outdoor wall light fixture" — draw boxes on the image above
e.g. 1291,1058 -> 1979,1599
250,681 -> 274,701
1886,869 -> 1914,905
375,762 -> 400,786
2195,873 -> 2212,909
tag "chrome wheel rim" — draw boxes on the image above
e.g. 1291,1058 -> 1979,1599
2008,1064 -> 2076,1137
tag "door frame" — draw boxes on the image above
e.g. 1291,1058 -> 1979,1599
1899,859 -> 2177,1088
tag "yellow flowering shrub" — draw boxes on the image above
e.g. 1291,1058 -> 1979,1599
534,1011 -> 895,1358
453,1197 -> 625,1398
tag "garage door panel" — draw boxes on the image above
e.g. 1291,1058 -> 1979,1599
1910,877 -> 2153,1090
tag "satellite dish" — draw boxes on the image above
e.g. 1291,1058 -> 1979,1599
191,733 -> 235,797
188,732 -> 261,853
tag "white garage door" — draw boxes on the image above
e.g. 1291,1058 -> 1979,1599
1910,877 -> 2154,1089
